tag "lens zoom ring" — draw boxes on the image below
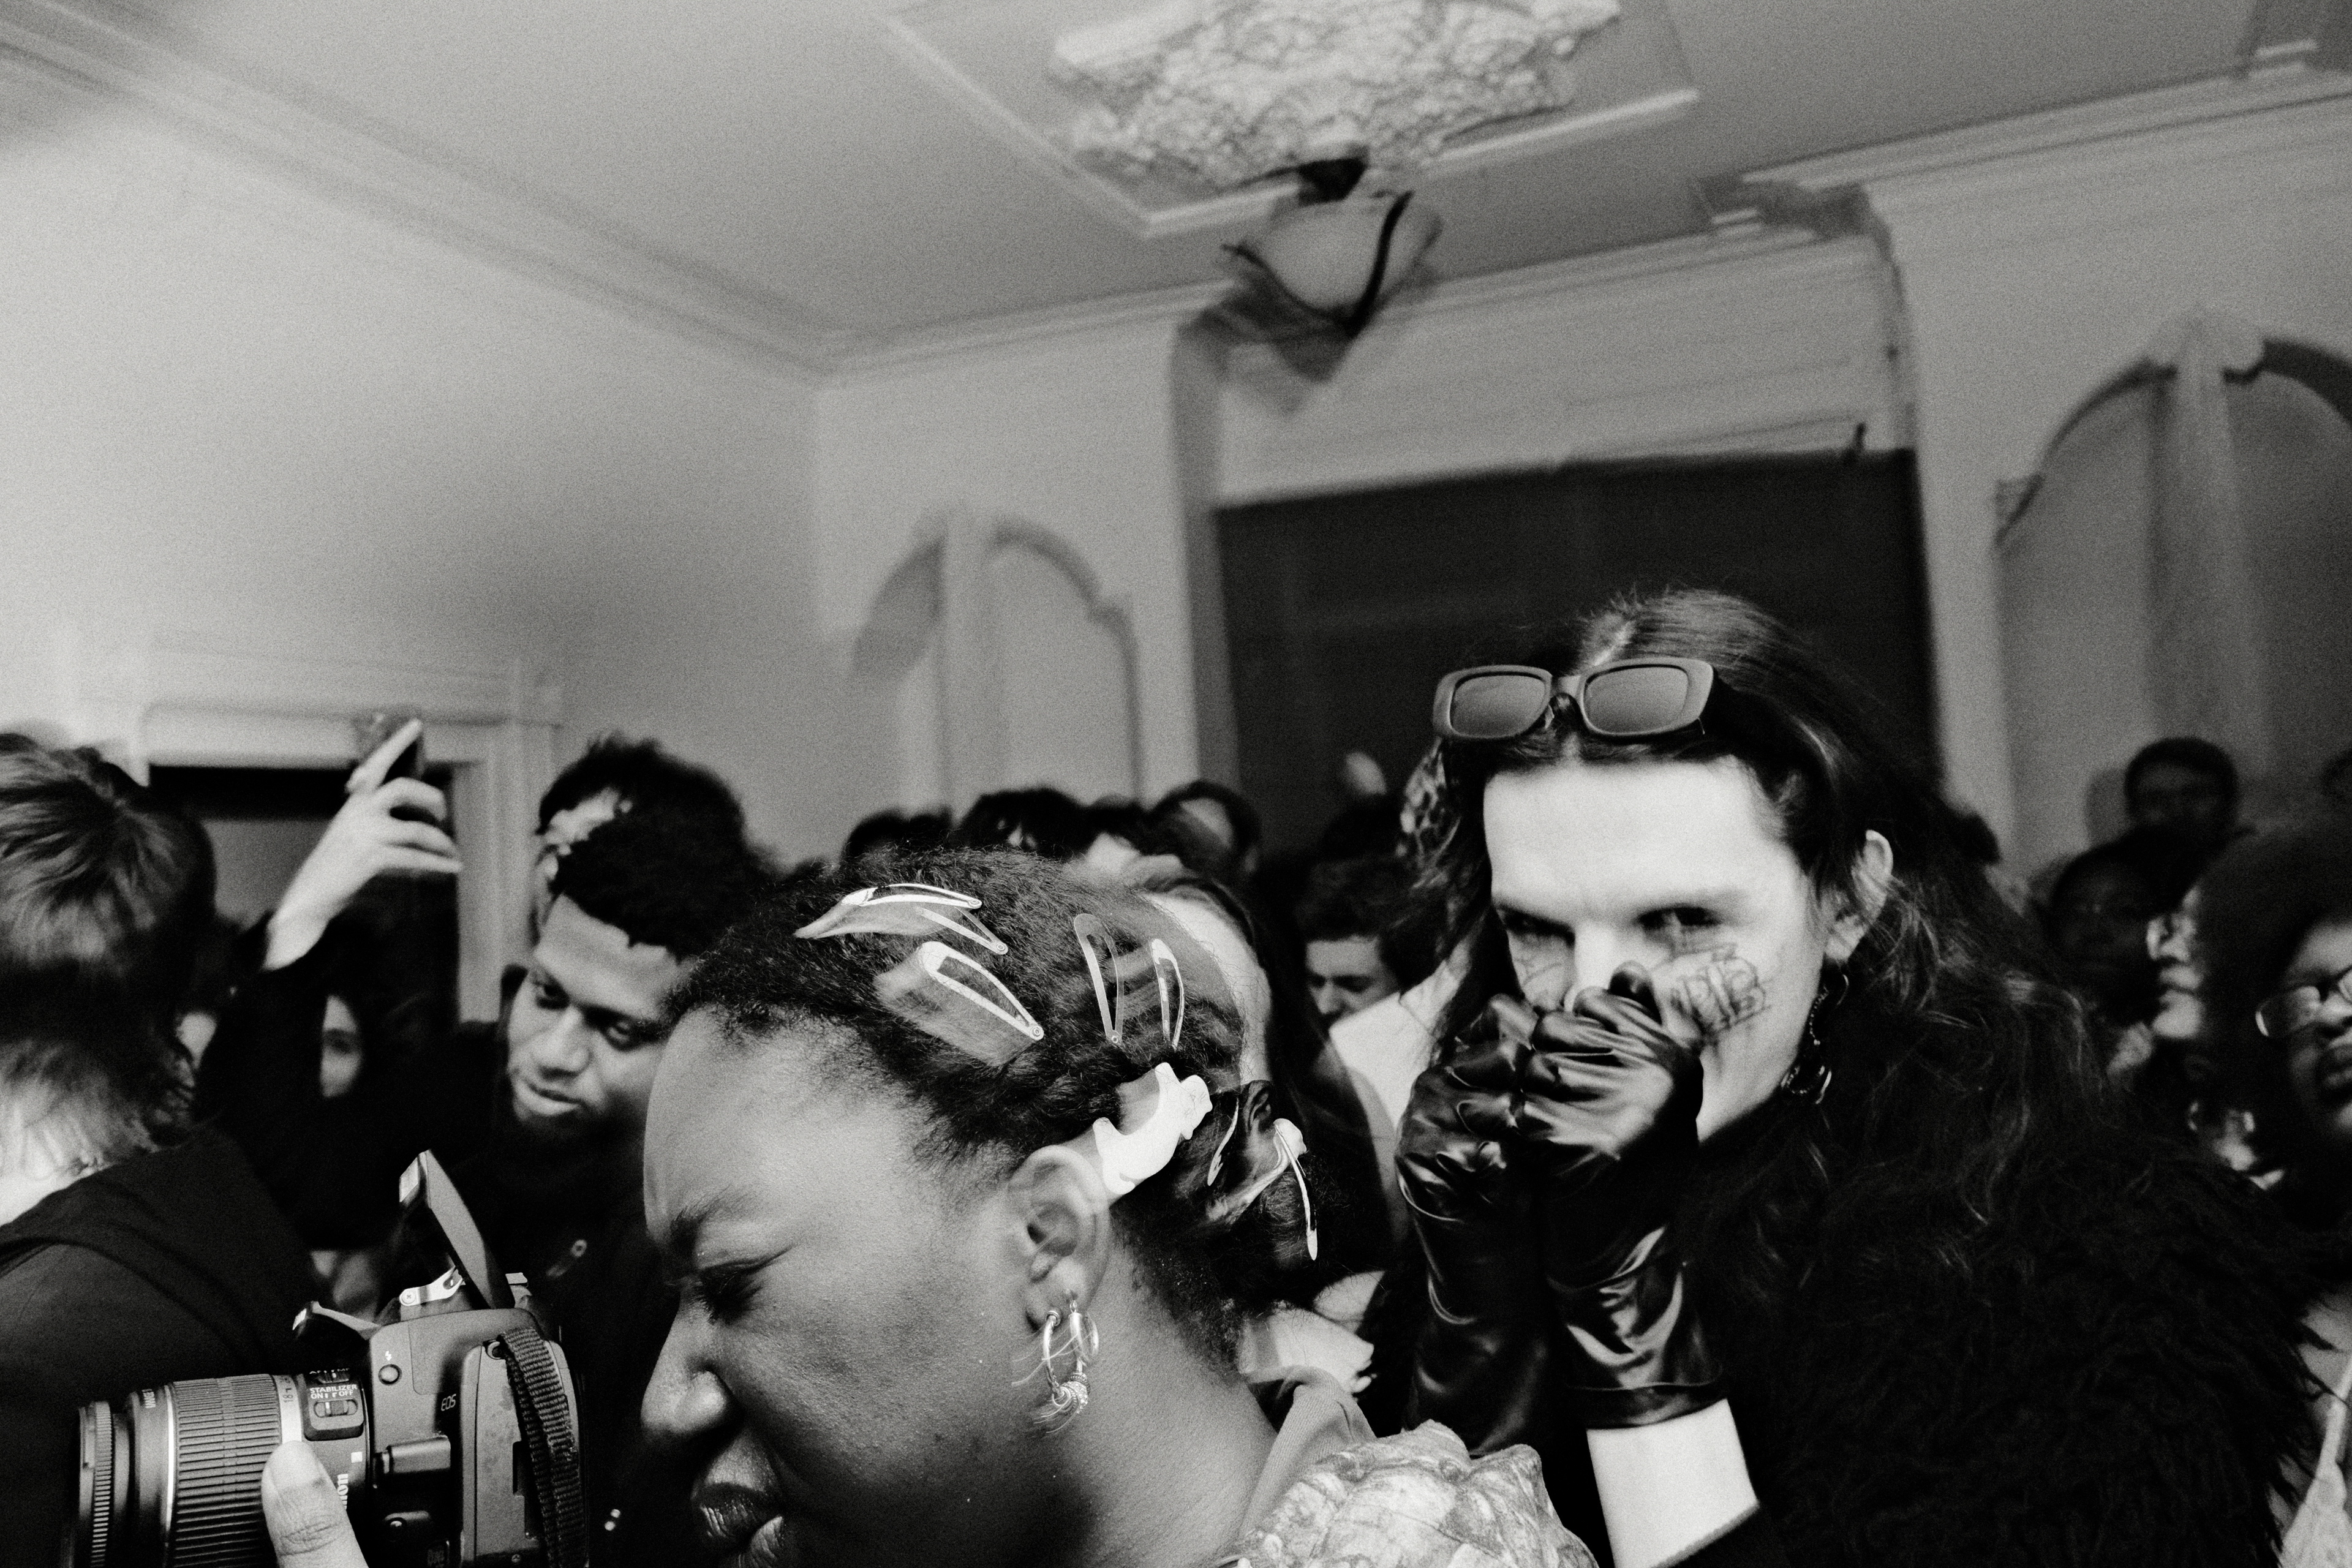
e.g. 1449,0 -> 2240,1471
85,1409 -> 116,1568
164,1378 -> 282,1568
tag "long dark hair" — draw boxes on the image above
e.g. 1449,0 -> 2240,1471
1420,589 -> 2105,1330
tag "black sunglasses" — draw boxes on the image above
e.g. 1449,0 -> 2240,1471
1431,657 -> 1723,743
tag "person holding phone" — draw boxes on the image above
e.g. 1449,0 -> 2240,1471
1377,590 -> 2315,1567
195,718 -> 774,1564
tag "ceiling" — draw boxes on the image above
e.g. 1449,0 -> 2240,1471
19,0 -> 2335,361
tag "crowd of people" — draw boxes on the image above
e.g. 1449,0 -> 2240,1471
6,587 -> 2352,1567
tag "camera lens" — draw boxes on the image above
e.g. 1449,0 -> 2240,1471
76,1376 -> 298,1568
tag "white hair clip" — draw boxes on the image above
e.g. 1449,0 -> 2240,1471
1088,1061 -> 1213,1197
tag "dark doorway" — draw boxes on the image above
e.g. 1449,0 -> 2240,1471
1218,451 -> 1937,854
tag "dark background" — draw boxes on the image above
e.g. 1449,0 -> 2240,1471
1218,451 -> 1937,853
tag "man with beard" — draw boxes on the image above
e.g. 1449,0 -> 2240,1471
198,738 -> 771,1562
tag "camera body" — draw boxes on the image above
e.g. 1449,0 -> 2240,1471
74,1155 -> 587,1568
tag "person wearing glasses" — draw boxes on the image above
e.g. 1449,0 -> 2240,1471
2194,821 -> 2352,1228
2193,820 -> 2352,1560
1374,589 -> 2313,1568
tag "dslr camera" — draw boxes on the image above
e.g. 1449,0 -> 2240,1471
71,1153 -> 587,1568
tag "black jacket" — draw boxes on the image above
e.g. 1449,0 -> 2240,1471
0,1128 -> 314,1568
1368,1104 -> 2316,1567
198,949 -> 700,1563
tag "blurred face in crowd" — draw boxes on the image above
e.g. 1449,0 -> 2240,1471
2148,888 -> 2205,1046
642,1012 -> 1052,1568
505,895 -> 682,1137
1484,757 -> 1887,1141
1303,936 -> 1398,1023
2128,763 -> 2233,848
2277,916 -> 2352,1156
2048,864 -> 2164,1020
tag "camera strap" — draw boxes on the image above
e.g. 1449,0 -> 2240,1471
497,1322 -> 590,1568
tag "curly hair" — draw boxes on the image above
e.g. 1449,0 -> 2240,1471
672,850 -> 1327,1362
2196,818 -> 2352,1181
549,808 -> 773,959
1415,589 -> 2107,1333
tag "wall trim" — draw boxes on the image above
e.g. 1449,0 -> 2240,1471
1747,64 -> 2352,203
0,0 -> 853,374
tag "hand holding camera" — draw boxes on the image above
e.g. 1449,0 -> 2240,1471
266,718 -> 461,971
72,1155 -> 586,1568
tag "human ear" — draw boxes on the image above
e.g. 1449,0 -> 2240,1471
1822,830 -> 1896,965
1001,1145 -> 1115,1327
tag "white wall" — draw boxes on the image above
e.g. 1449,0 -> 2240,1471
1834,83 -> 2352,861
0,69 -> 844,855
1219,232 -> 1910,503
814,316 -> 1205,837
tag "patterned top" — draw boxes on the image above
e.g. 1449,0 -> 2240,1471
1215,1374 -> 1594,1568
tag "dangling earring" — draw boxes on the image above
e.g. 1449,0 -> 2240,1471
1778,968 -> 1842,1106
1029,1291 -> 1099,1431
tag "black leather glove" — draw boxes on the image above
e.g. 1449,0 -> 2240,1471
1461,965 -> 1724,1429
1395,996 -> 1554,1453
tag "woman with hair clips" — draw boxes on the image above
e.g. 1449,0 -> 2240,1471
1380,589 -> 2312,1568
262,850 -> 1586,1568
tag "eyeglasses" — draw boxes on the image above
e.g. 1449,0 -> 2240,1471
1431,658 -> 1722,744
2255,964 -> 2352,1039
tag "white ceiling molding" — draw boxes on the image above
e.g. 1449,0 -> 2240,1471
880,1 -> 1696,239
835,277 -> 1231,379
0,0 -> 858,373
1746,62 -> 2352,199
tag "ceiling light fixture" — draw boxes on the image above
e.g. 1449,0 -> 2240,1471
1052,0 -> 1619,336
1222,157 -> 1442,337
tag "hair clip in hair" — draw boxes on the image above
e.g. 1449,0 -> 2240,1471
1273,1117 -> 1316,1262
1197,1088 -> 1319,1262
873,939 -> 1043,1065
1070,918 -> 1188,1057
1088,1061 -> 1213,1198
795,882 -> 993,943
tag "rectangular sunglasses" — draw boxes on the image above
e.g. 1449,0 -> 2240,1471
1431,657 -> 1721,742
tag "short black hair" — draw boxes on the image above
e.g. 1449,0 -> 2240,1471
1294,855 -> 1409,943
0,739 -> 215,1021
1152,780 -> 1262,859
842,807 -> 952,872
2046,826 -> 2204,924
948,788 -> 1091,861
537,736 -> 747,842
549,810 -> 772,959
2124,737 -> 2239,810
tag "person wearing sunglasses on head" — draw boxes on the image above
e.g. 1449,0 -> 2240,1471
255,851 -> 1590,1568
1366,589 -> 2313,1568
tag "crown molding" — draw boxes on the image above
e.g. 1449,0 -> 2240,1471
0,0 -> 854,375
1747,63 -> 2352,198
834,279 -> 1232,379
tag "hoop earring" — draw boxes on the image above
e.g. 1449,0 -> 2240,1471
1031,1292 -> 1099,1431
1778,968 -> 1841,1106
